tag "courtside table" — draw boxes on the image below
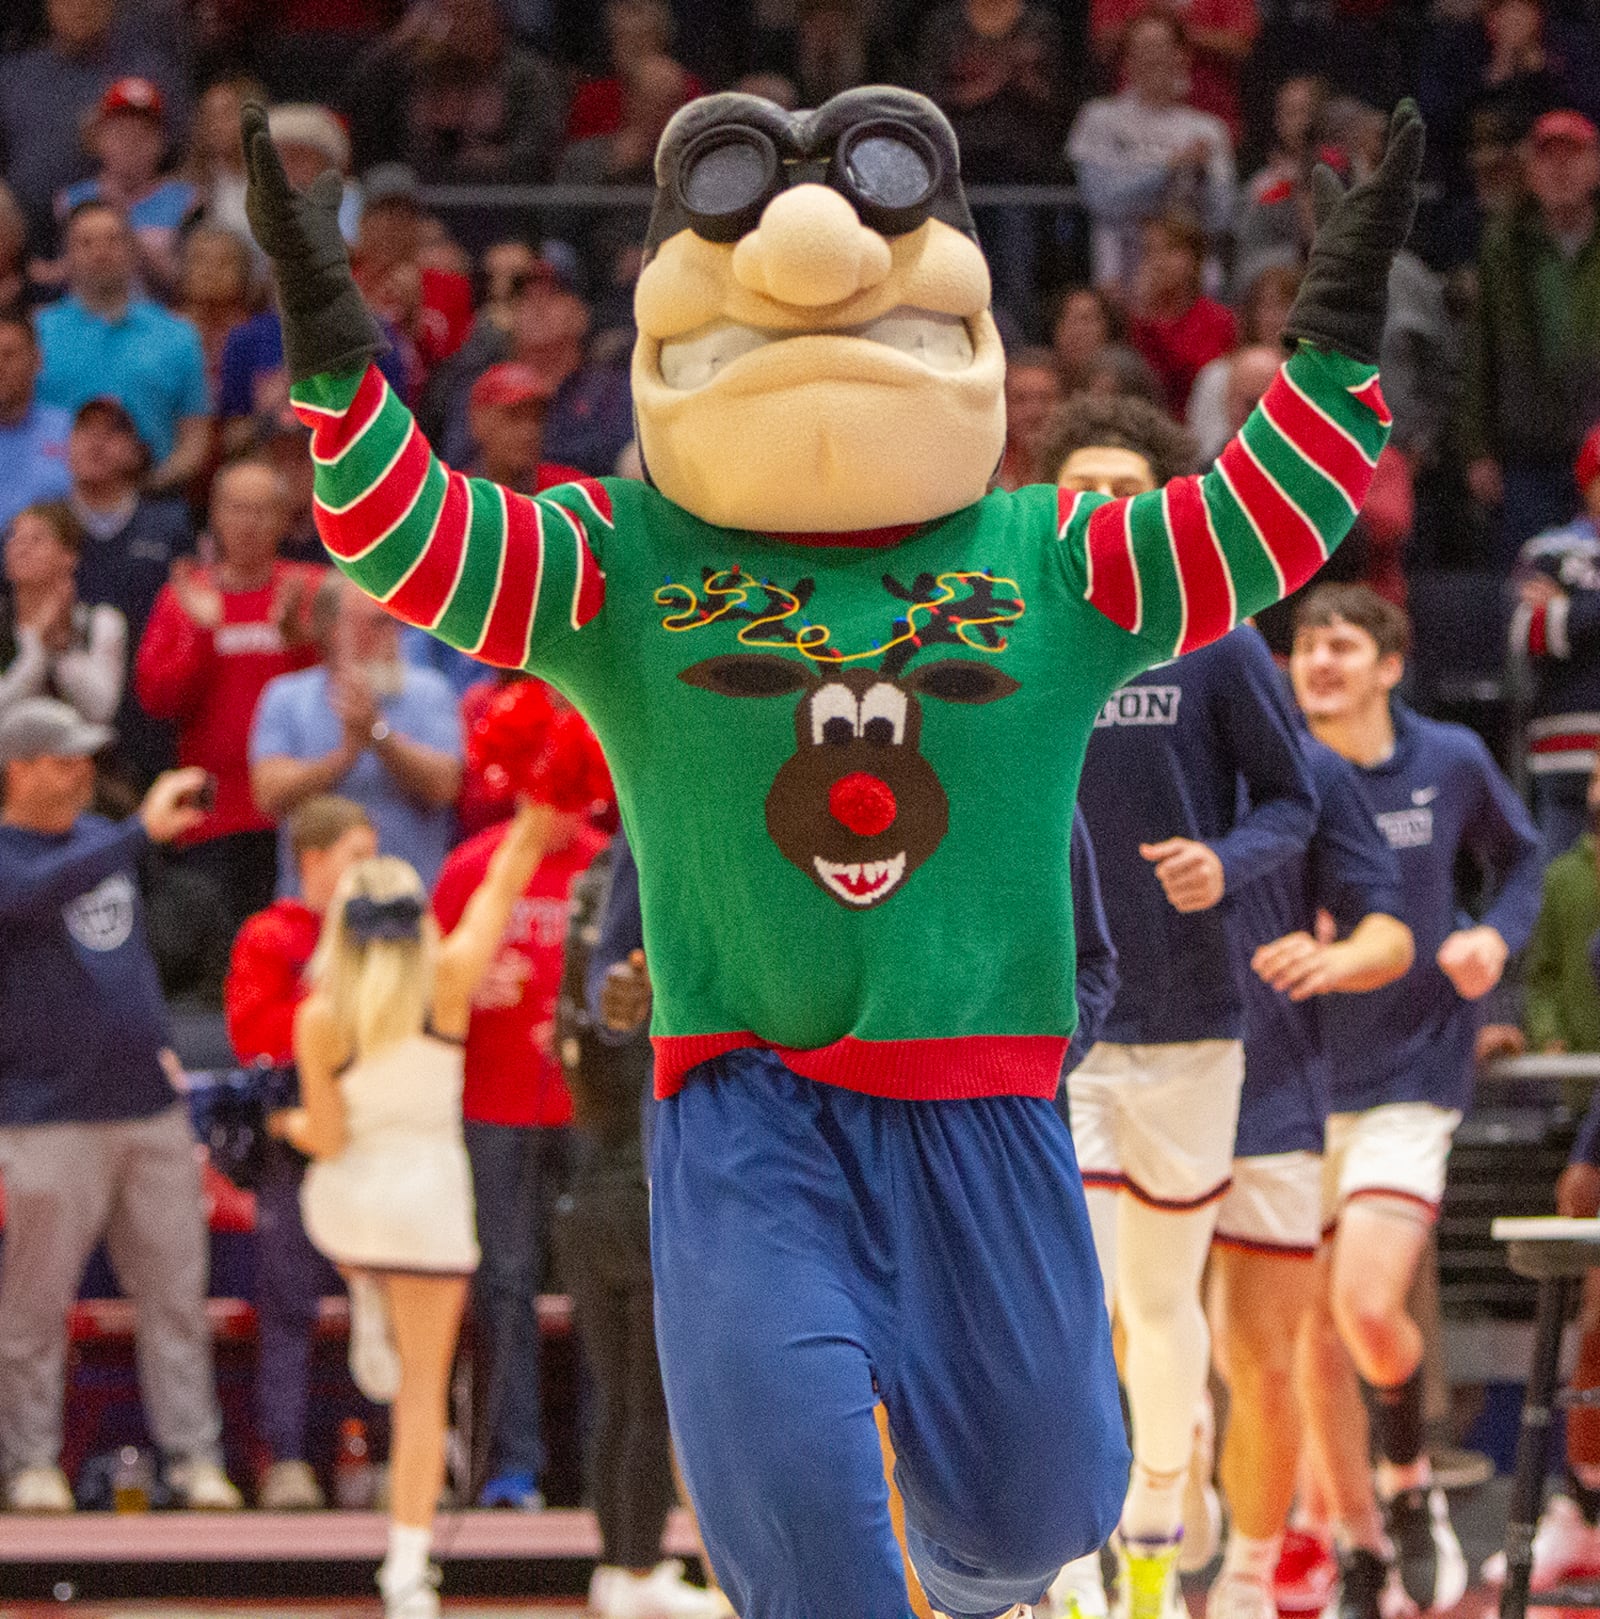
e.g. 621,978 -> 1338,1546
1491,1217 -> 1600,1619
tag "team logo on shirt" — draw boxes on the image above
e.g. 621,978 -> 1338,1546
1094,687 -> 1183,727
665,566 -> 1024,908
64,874 -> 136,952
1376,806 -> 1434,850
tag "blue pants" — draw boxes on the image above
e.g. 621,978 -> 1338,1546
255,1142 -> 345,1463
650,1051 -> 1128,1619
464,1120 -> 568,1480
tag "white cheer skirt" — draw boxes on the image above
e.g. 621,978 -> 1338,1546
302,1129 -> 480,1275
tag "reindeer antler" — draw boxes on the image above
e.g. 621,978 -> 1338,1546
878,571 -> 1026,678
657,565 -> 1024,669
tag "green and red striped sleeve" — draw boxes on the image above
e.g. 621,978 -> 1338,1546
289,366 -> 609,672
1056,344 -> 1391,662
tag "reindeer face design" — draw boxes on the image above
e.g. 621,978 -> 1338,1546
670,566 -> 1024,909
682,656 -> 1018,906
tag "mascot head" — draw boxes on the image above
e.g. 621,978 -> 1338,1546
631,87 -> 1006,534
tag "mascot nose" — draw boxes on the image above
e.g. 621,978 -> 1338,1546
829,772 -> 898,837
732,184 -> 892,307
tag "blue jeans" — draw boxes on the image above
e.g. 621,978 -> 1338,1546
255,1142 -> 345,1462
463,1120 -> 569,1480
651,1050 -> 1128,1619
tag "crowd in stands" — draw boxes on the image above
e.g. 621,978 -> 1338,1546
9,0 -> 1600,1562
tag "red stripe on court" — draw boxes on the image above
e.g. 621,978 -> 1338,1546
1084,499 -> 1139,630
313,426 -> 431,560
1168,477 -> 1234,654
1218,437 -> 1326,591
1265,372 -> 1376,500
294,365 -> 385,459
385,471 -> 469,627
476,492 -> 544,666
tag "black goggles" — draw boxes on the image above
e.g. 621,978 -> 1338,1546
671,118 -> 945,244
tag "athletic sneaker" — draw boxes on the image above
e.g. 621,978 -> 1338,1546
1182,1395 -> 1223,1573
258,1459 -> 324,1510
347,1272 -> 401,1403
1383,1486 -> 1467,1612
1274,1528 -> 1337,1614
1115,1535 -> 1186,1619
588,1560 -> 732,1617
1481,1494 -> 1600,1589
5,1465 -> 73,1513
477,1468 -> 543,1509
380,1563 -> 441,1619
1205,1571 -> 1274,1619
1048,1552 -> 1110,1619
1331,1547 -> 1392,1619
166,1456 -> 244,1510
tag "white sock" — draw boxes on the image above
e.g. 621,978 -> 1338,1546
381,1522 -> 431,1593
1375,1456 -> 1431,1500
1220,1532 -> 1281,1584
1122,1463 -> 1186,1544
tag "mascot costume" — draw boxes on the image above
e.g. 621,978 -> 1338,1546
242,88 -> 1423,1619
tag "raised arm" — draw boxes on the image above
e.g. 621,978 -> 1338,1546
1059,104 -> 1424,672
241,106 -> 610,681
432,800 -> 579,1033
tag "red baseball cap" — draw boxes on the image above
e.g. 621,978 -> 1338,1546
97,77 -> 164,124
470,363 -> 558,412
1532,109 -> 1599,150
1576,422 -> 1600,495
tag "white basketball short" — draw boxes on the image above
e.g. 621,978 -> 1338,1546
1320,1102 -> 1463,1233
1214,1150 -> 1323,1257
1067,1038 -> 1245,1208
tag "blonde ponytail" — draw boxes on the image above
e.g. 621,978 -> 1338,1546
310,857 -> 437,1061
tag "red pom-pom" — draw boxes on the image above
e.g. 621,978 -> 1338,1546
467,680 -> 614,819
828,772 -> 898,837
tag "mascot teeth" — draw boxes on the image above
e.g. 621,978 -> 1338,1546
659,308 -> 973,390
813,853 -> 908,907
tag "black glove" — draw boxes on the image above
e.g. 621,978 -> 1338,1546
1282,99 -> 1425,366
241,103 -> 383,383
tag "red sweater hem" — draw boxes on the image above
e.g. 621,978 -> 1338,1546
651,1031 -> 1071,1102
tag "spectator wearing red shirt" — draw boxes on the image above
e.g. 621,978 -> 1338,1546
135,459 -> 323,931
565,0 -> 703,145
224,795 -> 377,1509
1091,0 -> 1260,140
353,168 -> 474,390
432,810 -> 607,1509
470,364 -> 585,492
1126,211 -> 1238,417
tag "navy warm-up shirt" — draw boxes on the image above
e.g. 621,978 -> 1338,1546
1233,738 -> 1403,1157
0,815 -> 175,1126
1079,625 -> 1318,1046
1319,704 -> 1542,1114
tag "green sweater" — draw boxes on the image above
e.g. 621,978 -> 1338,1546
292,344 -> 1389,1101
1524,833 -> 1600,1054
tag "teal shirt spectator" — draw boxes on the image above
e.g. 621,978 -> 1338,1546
34,295 -> 209,463
0,402 -> 72,532
248,662 -> 464,895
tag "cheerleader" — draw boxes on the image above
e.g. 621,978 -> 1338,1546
277,798 -> 561,1618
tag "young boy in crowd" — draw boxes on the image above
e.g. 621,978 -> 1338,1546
1288,584 -> 1542,1619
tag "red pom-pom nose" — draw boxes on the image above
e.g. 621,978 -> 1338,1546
828,772 -> 897,837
